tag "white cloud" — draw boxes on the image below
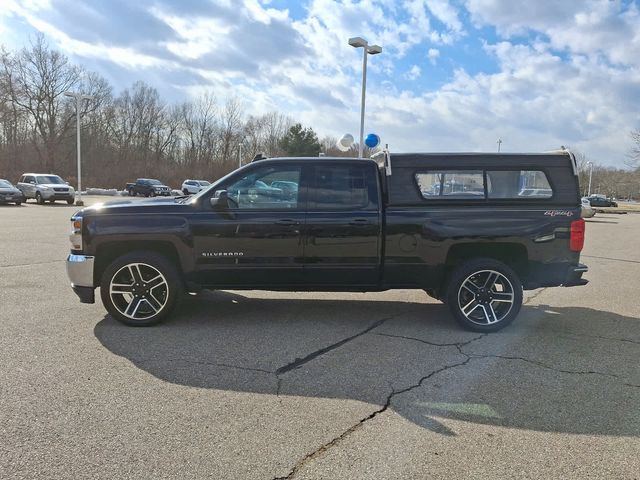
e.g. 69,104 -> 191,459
465,0 -> 640,67
2,0 -> 638,166
427,47 -> 440,64
405,64 -> 421,80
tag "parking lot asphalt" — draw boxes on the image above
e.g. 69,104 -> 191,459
1,197 -> 639,479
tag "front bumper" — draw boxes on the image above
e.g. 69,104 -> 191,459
66,254 -> 96,303
42,190 -> 74,200
0,193 -> 23,202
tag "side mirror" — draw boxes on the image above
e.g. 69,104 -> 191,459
210,190 -> 236,218
210,190 -> 229,209
65,181 -> 70,185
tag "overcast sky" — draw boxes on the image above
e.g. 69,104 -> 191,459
1,0 -> 639,166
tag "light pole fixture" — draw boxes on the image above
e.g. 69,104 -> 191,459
238,142 -> 243,169
497,138 -> 502,152
349,36 -> 382,158
587,161 -> 593,196
64,91 -> 94,206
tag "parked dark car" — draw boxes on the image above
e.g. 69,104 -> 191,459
0,179 -> 24,205
125,178 -> 172,197
66,151 -> 588,332
587,194 -> 617,208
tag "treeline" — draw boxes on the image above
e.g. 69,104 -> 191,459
0,36 -> 359,189
2,36 -> 638,196
575,152 -> 640,200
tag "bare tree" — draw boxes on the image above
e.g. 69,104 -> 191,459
629,129 -> 640,169
7,35 -> 84,172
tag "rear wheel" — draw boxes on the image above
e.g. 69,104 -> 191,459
445,258 -> 523,332
100,251 -> 183,326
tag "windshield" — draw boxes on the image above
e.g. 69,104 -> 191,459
36,175 -> 65,184
0,179 -> 13,188
148,179 -> 162,185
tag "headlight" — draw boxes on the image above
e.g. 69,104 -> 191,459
40,186 -> 49,191
69,215 -> 82,250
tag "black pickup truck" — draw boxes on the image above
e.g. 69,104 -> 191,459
66,151 -> 588,332
125,178 -> 172,197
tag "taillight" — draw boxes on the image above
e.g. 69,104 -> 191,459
570,218 -> 585,252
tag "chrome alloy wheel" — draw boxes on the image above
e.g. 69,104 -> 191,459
457,270 -> 515,325
109,263 -> 169,320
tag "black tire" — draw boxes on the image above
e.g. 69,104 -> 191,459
128,189 -> 135,197
149,191 -> 155,197
183,189 -> 189,195
15,201 -> 21,206
445,258 -> 523,332
100,251 -> 183,327
36,192 -> 44,205
67,198 -> 74,205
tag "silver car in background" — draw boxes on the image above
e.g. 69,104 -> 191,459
581,197 -> 596,218
17,173 -> 75,205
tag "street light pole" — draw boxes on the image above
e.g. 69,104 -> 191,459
497,138 -> 502,152
587,161 -> 593,196
238,142 -> 243,169
349,37 -> 382,158
64,91 -> 94,206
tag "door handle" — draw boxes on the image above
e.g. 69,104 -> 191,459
349,219 -> 369,226
276,219 -> 299,225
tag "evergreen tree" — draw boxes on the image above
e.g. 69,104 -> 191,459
279,123 -> 321,157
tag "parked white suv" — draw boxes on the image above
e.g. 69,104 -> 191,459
17,173 -> 75,205
181,179 -> 210,195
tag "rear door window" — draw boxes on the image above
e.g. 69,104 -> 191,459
487,170 -> 552,199
415,171 -> 485,199
309,165 -> 377,210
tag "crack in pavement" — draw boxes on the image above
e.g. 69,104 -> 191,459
373,332 -> 485,350
272,356 -> 472,480
523,287 -> 547,305
582,254 -> 640,265
552,330 -> 640,346
463,352 -> 640,388
0,259 -> 65,268
272,333 -> 485,480
275,312 -> 409,376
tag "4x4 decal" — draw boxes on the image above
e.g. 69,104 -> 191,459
544,210 -> 573,217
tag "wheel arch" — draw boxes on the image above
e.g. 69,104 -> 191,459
94,240 -> 183,286
445,242 -> 529,281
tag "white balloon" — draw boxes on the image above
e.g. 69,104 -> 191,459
336,142 -> 350,152
339,133 -> 354,148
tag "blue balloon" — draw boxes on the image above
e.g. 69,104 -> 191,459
365,133 -> 380,148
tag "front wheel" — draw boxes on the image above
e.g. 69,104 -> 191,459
67,198 -> 74,205
36,192 -> 44,205
445,258 -> 523,332
100,251 -> 183,326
